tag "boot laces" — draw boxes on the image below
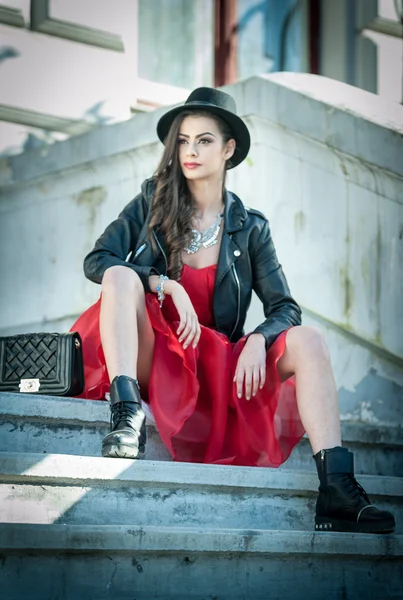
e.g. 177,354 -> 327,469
110,401 -> 139,430
341,473 -> 371,504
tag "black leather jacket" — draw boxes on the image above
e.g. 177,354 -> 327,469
83,178 -> 302,349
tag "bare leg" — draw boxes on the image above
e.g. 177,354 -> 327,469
100,266 -> 155,391
276,326 -> 396,534
276,325 -> 342,455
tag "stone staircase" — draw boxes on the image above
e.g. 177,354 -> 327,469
0,391 -> 402,600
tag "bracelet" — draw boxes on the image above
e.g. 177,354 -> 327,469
156,274 -> 169,308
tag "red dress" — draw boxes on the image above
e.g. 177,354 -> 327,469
71,263 -> 305,467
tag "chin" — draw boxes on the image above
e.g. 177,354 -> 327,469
182,168 -> 217,182
182,170 -> 204,180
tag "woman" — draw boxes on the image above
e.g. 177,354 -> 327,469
72,87 -> 395,534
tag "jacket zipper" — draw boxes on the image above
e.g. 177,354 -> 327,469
229,262 -> 241,341
133,242 -> 147,258
152,230 -> 168,274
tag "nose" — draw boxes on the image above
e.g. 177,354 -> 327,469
187,141 -> 198,157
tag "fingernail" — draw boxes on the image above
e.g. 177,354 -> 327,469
184,344 -> 188,349
246,396 -> 250,400
237,393 -> 241,398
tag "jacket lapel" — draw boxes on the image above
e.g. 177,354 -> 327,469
215,189 -> 247,288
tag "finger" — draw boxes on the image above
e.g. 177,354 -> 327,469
182,314 -> 198,346
178,314 -> 192,341
244,368 -> 253,400
259,364 -> 266,389
190,317 -> 201,347
235,368 -> 245,398
177,314 -> 188,336
252,367 -> 260,397
183,318 -> 197,348
192,320 -> 202,348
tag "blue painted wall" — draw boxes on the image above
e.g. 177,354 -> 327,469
237,0 -> 306,79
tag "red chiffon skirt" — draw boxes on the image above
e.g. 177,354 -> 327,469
71,264 -> 305,467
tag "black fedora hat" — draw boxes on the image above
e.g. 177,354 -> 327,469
156,87 -> 250,169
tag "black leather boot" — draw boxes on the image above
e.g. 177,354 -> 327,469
102,375 -> 146,459
313,446 -> 395,534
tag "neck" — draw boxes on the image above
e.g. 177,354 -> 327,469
186,177 -> 225,218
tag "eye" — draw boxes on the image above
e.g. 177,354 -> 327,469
199,138 -> 211,144
178,139 -> 187,144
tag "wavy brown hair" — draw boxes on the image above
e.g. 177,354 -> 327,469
148,109 -> 235,281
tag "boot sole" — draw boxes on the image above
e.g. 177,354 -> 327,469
315,517 -> 395,534
102,443 -> 145,460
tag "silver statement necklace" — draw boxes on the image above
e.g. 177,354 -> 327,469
184,212 -> 224,254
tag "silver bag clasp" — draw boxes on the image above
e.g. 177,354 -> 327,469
19,379 -> 40,393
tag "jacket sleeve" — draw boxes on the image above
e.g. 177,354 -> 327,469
251,219 -> 302,350
83,189 -> 158,293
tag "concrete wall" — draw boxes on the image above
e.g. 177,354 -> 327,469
1,73 -> 402,424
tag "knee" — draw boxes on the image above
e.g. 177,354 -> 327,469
102,265 -> 143,296
287,325 -> 329,359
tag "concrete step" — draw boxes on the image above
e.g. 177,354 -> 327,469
0,523 -> 402,600
1,392 -> 402,475
1,452 -> 402,533
0,391 -> 172,461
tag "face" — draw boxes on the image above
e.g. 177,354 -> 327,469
178,115 -> 235,181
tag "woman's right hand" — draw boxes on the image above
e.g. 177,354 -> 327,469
168,281 -> 201,349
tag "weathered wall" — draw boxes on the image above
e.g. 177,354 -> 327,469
0,73 -> 402,424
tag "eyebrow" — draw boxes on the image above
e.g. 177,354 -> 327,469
178,131 -> 216,138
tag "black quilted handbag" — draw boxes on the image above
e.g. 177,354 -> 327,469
0,332 -> 84,396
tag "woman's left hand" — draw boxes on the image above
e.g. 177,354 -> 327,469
233,333 -> 266,400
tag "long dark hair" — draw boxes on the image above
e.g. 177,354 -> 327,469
148,109 -> 235,281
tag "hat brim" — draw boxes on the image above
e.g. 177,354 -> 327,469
156,102 -> 250,169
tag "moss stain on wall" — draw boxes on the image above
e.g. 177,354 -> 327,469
75,186 -> 107,230
294,210 -> 306,232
